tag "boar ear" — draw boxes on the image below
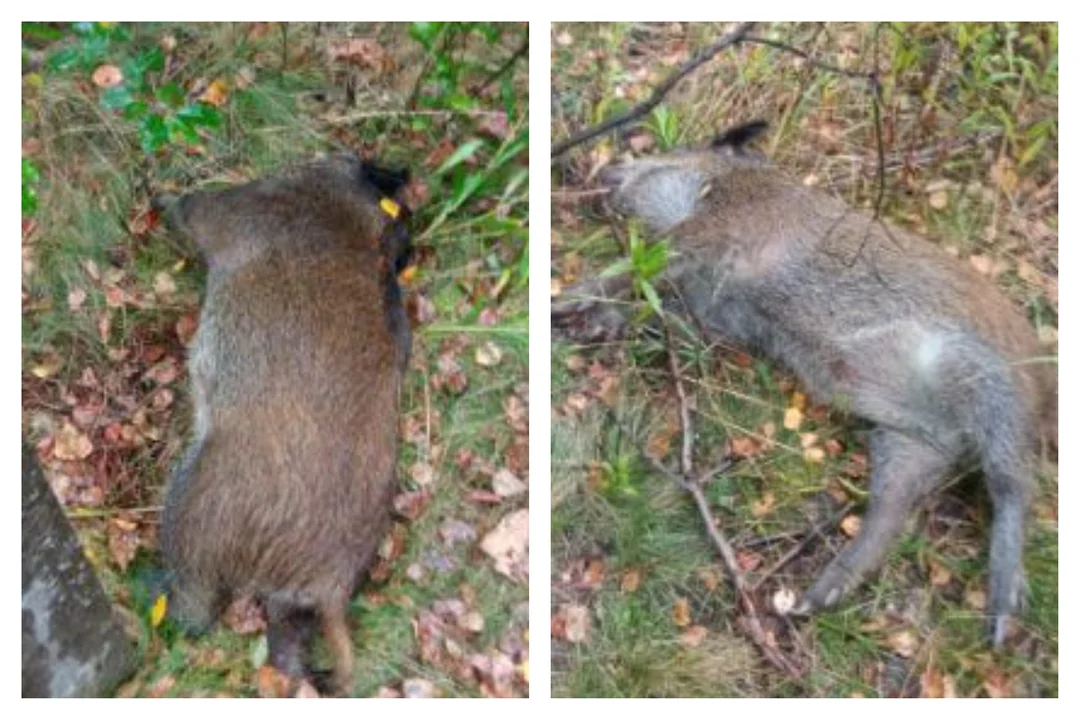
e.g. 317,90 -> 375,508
711,120 -> 768,152
361,161 -> 410,198
151,190 -> 232,260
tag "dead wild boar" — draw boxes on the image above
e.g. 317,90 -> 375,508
554,121 -> 1056,646
157,154 -> 414,693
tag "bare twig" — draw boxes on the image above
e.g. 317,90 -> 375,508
477,35 -> 528,95
645,314 -> 803,678
551,22 -> 755,158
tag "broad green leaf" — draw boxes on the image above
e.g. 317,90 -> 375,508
100,85 -> 133,110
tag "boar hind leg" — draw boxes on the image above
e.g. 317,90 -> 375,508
983,443 -> 1033,647
168,574 -> 223,635
796,429 -> 957,613
320,595 -> 355,696
265,598 -> 318,679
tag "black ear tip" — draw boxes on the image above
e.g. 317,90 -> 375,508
711,120 -> 769,150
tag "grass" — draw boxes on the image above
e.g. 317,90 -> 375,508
551,21 -> 1057,698
23,21 -> 528,698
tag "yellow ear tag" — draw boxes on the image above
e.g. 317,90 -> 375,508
379,197 -> 401,219
150,593 -> 168,628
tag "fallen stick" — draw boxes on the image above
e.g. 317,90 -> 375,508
646,316 -> 804,678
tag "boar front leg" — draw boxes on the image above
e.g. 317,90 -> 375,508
795,429 -> 957,613
552,274 -> 634,343
552,259 -> 697,343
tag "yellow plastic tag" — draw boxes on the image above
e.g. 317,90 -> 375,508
379,197 -> 401,219
150,593 -> 168,628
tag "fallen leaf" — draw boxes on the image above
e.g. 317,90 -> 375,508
736,549 -> 763,572
375,686 -> 403,698
783,406 -> 804,431
560,604 -> 590,643
294,680 -> 320,698
679,625 -> 708,648
393,490 -> 431,521
458,611 -> 485,634
255,665 -> 291,698
439,519 -> 476,546
772,587 -> 798,615
53,421 -> 93,461
67,288 -> 87,310
621,568 -> 641,593
410,461 -> 436,487
475,341 -> 503,367
928,560 -> 952,587
492,468 -> 527,498
803,447 -> 826,464
982,669 -> 1012,698
153,272 -> 177,297
750,492 -> 776,518
92,64 -> 123,88
175,313 -> 198,345
672,597 -> 691,627
31,352 -> 63,379
921,669 -> 958,698
480,508 -> 528,581
147,674 -> 176,698
965,587 -> 987,611
199,77 -> 229,106
885,629 -> 919,658
729,435 -> 763,459
107,515 -> 141,571
840,514 -> 862,538
328,37 -> 388,69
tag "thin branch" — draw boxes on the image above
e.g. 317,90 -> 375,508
551,22 -> 755,158
477,35 -> 528,95
645,313 -> 804,678
741,35 -> 868,79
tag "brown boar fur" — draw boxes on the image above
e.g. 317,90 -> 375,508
158,154 -> 413,694
555,122 -> 1056,645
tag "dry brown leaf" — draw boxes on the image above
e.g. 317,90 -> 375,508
53,422 -> 93,461
255,665 -> 290,698
783,406 -> 804,431
965,587 -> 988,611
410,461 -> 436,487
328,37 -> 388,69
561,604 -> 590,643
928,560 -> 952,587
839,514 -> 862,538
679,625 -> 708,648
92,64 -> 123,88
480,508 -> 528,581
621,568 -> 641,593
750,491 -> 776,519
492,468 -> 527,498
475,340 -> 503,367
886,629 -> 919,658
672,597 -> 691,628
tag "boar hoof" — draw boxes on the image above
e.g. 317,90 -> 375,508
793,566 -> 856,615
